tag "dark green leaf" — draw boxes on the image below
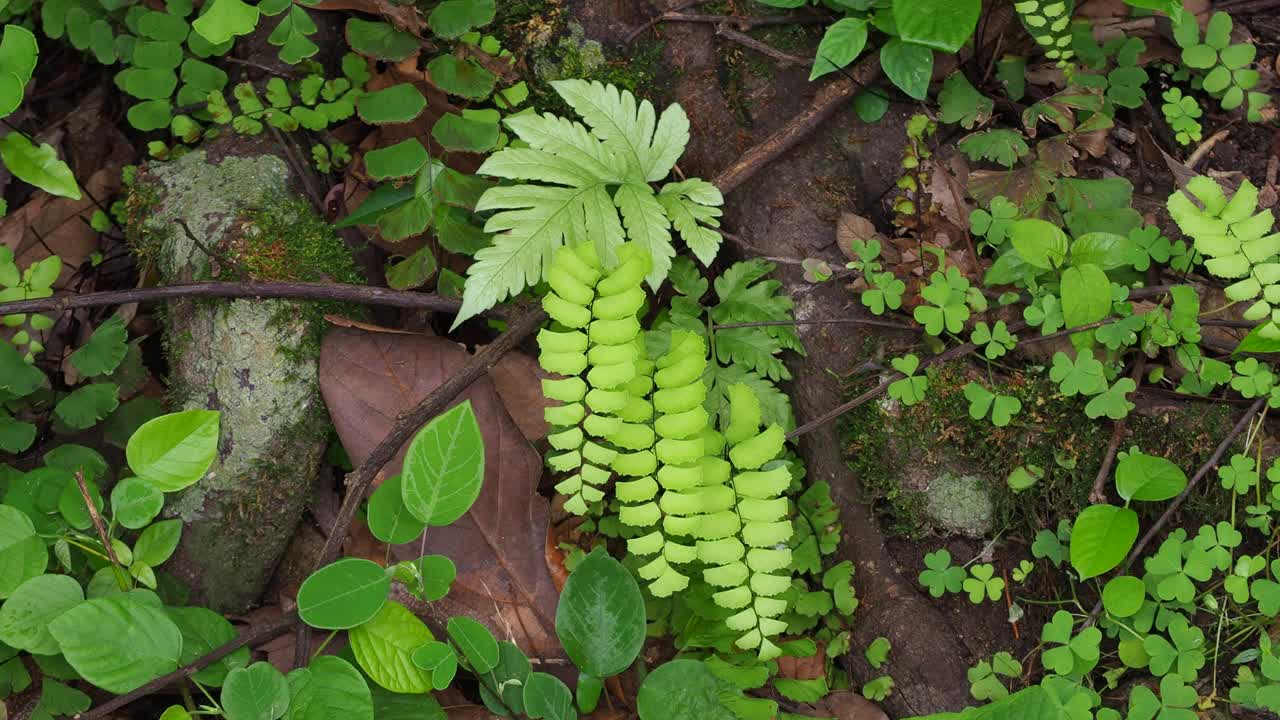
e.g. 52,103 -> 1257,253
555,547 -> 645,678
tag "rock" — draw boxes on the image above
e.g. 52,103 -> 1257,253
924,472 -> 995,538
128,135 -> 358,612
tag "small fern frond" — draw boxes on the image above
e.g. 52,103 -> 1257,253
551,79 -> 689,184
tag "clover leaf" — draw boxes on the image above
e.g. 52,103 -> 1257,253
1024,294 -> 1065,334
1145,536 -> 1212,603
1011,560 -> 1034,583
968,651 -> 1021,701
1225,555 -> 1266,604
1190,521 -> 1241,571
1041,610 -> 1101,677
913,266 -> 971,335
962,563 -> 1005,604
1233,358 -> 1275,398
1085,378 -> 1136,420
1220,454 -> 1259,496
862,271 -> 905,315
1049,350 -> 1107,397
1143,615 -> 1205,681
970,321 -> 1017,359
1032,520 -> 1071,567
888,354 -> 929,406
919,549 -> 965,597
963,383 -> 1022,427
970,196 -> 1018,248
862,675 -> 894,702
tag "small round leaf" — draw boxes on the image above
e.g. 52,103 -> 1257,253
296,558 -> 390,630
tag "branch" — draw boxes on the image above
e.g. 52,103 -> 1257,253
0,281 -> 476,317
294,302 -> 549,663
78,611 -> 299,719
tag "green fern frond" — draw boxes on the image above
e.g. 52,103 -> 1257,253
698,383 -> 794,661
454,81 -> 723,329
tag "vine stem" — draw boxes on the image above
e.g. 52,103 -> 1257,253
0,281 -> 477,318
1084,396 -> 1266,625
293,302 -> 548,664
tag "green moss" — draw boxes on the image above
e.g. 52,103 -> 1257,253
841,362 -> 1235,540
231,194 -> 362,285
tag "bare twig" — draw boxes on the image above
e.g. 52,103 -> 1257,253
74,471 -> 128,592
715,23 -> 811,67
0,281 -> 478,318
294,302 -> 549,663
623,5 -> 827,45
1085,396 -> 1266,624
1088,355 -> 1147,504
713,318 -> 919,332
1187,128 -> 1231,169
78,611 -> 299,719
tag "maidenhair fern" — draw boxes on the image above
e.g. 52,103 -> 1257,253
539,242 -> 652,515
699,384 -> 793,661
454,80 -> 724,328
623,330 -> 714,597
1015,0 -> 1075,63
1168,177 -> 1280,338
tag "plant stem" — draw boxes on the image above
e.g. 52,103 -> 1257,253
74,470 -> 128,592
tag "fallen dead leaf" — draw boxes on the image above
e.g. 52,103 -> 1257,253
318,328 -> 564,665
323,315 -> 424,334
777,642 -> 826,680
835,212 -> 881,261
303,0 -> 425,35
487,350 -> 554,443
803,691 -> 889,720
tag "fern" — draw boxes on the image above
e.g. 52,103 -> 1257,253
539,242 -> 653,516
698,383 -> 793,661
1168,177 -> 1280,338
454,80 -> 724,328
1015,0 -> 1075,64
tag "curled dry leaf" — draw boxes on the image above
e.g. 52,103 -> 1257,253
318,328 -> 564,664
836,212 -> 880,262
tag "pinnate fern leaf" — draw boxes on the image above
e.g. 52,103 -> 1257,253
454,81 -> 722,329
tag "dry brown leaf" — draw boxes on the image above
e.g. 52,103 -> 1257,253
925,157 -> 972,231
323,315 -> 423,334
803,691 -> 889,720
487,350 -> 554,443
835,213 -> 881,261
303,0 -> 424,35
776,642 -> 826,680
318,328 -> 564,664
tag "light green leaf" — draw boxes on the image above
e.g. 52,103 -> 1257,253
191,0 -> 259,44
410,641 -> 457,691
880,39 -> 934,100
1070,504 -> 1139,580
366,473 -> 427,543
637,659 -> 736,720
110,476 -> 165,529
48,594 -> 182,693
401,400 -> 484,526
810,18 -> 868,80
126,409 -> 220,491
523,672 -> 574,720
222,662 -> 290,720
357,83 -> 426,124
285,655 -> 372,720
894,0 -> 981,53
0,133 -> 81,199
1010,218 -> 1069,269
0,574 -> 83,654
349,601 -> 434,693
1114,451 -> 1187,502
446,616 -> 499,674
0,504 -> 46,597
134,518 -> 182,566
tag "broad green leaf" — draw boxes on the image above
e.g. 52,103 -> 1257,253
126,409 -> 220,491
344,18 -> 418,61
48,594 -> 182,693
364,138 -> 428,180
110,476 -> 164,529
1115,452 -> 1187,502
894,0 -> 981,53
0,574 -> 83,654
879,39 -> 934,100
426,55 -> 495,99
222,662 -> 290,720
296,558 -> 389,630
0,133 -> 80,199
369,684 -> 446,720
385,247 -> 438,291
432,112 -> 499,153
44,443 -> 108,482
809,18 -> 868,81
0,340 -> 45,397
335,182 -> 415,229
285,655 -> 372,720
401,400 -> 484,526
637,659 -> 735,720
478,640 -> 531,715
134,518 -> 182,566
555,547 -> 645,678
1010,218 -> 1068,269
68,315 -> 128,377
127,100 -> 173,132
366,473 -> 427,543
357,83 -> 426,124
349,600 -> 433,693
54,382 -> 119,429
1101,575 -> 1145,618
104,397 -> 165,449
523,672 -> 574,720
1060,263 -> 1110,338
0,25 -> 37,84
446,616 -> 499,673
168,606 -> 249,687
191,0 -> 259,44
427,0 -> 495,38
57,473 -> 103,530
938,72 -> 993,129
1070,504 -> 1139,580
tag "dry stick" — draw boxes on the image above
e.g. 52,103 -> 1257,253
623,8 -> 826,45
0,281 -> 473,317
77,611 -> 299,720
715,23 -> 811,67
74,470 -> 127,592
293,302 -> 549,664
1085,396 -> 1267,624
713,318 -> 920,332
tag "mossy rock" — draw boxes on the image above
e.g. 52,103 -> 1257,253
130,138 -> 357,612
923,473 -> 995,537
